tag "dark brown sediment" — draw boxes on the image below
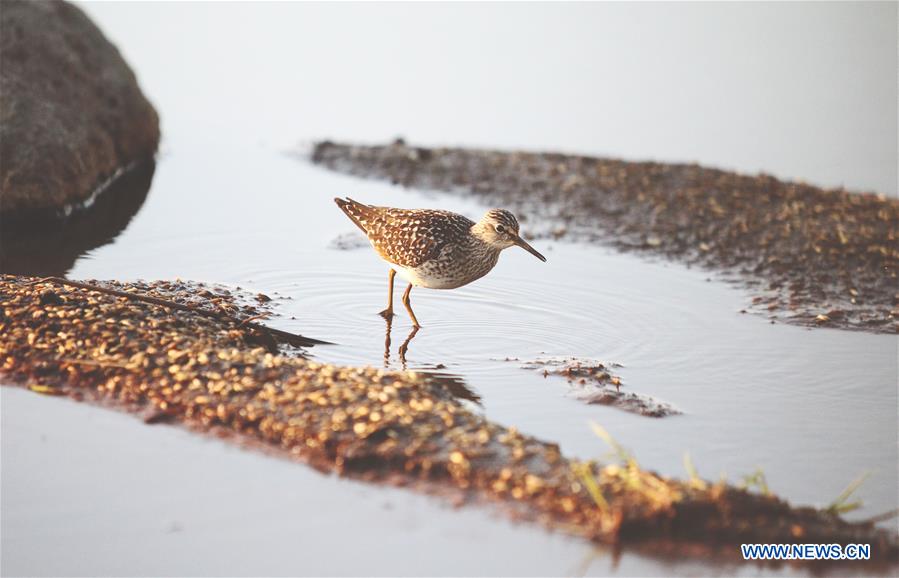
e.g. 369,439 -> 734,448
518,357 -> 680,418
2,275 -> 896,568
311,140 -> 898,334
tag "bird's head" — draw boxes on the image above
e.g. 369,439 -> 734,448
474,209 -> 546,262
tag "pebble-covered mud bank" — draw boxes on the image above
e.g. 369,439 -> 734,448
311,141 -> 898,334
2,275 -> 896,567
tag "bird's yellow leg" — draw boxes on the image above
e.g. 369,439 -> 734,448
401,283 -> 421,328
379,269 -> 396,319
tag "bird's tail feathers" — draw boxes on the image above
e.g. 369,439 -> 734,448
334,197 -> 373,233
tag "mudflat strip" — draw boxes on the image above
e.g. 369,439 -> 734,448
1,275 -> 896,567
311,140 -> 898,334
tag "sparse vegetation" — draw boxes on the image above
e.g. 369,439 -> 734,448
740,467 -> 772,497
826,472 -> 871,516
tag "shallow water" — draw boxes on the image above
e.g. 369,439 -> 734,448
3,2 -> 898,576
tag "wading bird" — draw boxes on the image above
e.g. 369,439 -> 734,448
335,197 -> 546,327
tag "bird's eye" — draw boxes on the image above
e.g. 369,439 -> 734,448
495,224 -> 505,233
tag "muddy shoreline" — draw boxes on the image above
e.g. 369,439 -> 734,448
2,275 -> 896,569
311,141 -> 898,334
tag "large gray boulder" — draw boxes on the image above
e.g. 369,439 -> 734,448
0,0 -> 159,215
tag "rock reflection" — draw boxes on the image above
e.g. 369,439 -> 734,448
0,161 -> 155,276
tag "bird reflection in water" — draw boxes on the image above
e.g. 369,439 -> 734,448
383,315 -> 420,370
382,317 -> 481,404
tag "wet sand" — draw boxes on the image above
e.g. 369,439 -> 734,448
2,275 -> 896,568
311,140 -> 898,334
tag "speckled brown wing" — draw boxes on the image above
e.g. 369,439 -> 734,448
335,197 -> 474,268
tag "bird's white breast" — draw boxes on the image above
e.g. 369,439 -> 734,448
393,264 -> 467,289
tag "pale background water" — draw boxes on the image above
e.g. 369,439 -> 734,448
81,1 -> 897,196
2,2 -> 897,577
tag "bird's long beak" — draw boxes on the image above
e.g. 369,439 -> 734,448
513,234 -> 547,262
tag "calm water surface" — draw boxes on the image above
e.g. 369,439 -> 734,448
2,3 -> 897,576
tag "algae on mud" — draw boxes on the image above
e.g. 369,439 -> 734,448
1,275 -> 896,567
517,357 -> 680,418
311,140 -> 898,334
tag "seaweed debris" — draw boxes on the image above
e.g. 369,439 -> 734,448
521,357 -> 680,418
